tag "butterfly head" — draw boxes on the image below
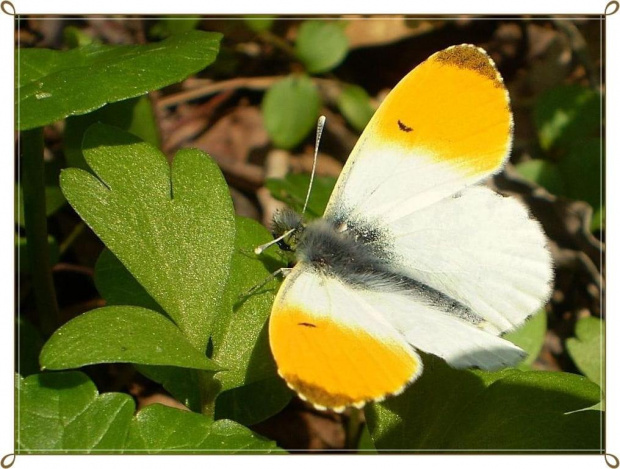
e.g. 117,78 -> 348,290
271,207 -> 305,252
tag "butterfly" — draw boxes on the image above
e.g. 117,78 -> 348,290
262,44 -> 553,412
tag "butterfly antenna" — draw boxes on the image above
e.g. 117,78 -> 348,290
254,228 -> 296,255
301,115 -> 326,216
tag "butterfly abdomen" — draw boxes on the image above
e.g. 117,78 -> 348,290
297,217 -> 484,325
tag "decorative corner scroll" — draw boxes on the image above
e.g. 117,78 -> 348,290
0,1 -> 15,16
606,0 -> 619,15
605,453 -> 620,468
0,454 -> 15,469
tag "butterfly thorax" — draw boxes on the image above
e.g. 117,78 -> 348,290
296,217 -> 403,290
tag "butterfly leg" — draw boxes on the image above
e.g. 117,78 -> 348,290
239,267 -> 293,299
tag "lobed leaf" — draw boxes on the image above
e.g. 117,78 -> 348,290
17,31 -> 221,130
39,306 -> 220,371
59,124 -> 236,352
17,371 -> 282,453
16,372 -> 135,453
94,248 -> 164,314
125,404 -> 283,454
64,96 -> 160,171
94,217 -> 293,423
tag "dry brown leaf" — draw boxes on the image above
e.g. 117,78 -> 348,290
189,106 -> 269,189
344,16 -> 435,49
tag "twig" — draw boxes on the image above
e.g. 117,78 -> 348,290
156,75 -> 345,109
157,76 -> 282,109
258,29 -> 297,57
553,19 -> 600,89
52,263 -> 94,277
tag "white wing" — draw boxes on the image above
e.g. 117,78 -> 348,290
383,186 -> 553,334
355,286 -> 528,370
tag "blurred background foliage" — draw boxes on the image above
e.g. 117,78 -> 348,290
16,14 -> 604,451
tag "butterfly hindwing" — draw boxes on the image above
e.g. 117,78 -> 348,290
269,267 -> 422,411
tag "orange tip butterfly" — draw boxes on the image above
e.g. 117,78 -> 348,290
261,44 -> 553,412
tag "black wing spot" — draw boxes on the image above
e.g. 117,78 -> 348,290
397,120 -> 413,132
298,322 -> 317,328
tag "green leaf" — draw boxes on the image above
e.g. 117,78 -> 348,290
16,234 -> 59,274
295,20 -> 349,73
567,317 -> 604,388
357,424 -> 377,453
16,371 -> 135,453
265,173 -> 337,219
125,404 -> 283,453
16,317 -> 45,376
262,74 -> 321,149
65,96 -> 160,171
39,306 -> 220,371
243,15 -> 275,32
17,371 -> 282,453
214,376 -> 292,426
558,138 -> 604,231
210,217 -> 292,422
98,217 -> 292,422
514,159 -> 566,196
59,124 -> 236,352
149,16 -> 201,39
135,365 -> 202,412
94,248 -> 163,314
504,309 -> 547,370
17,31 -> 221,130
533,85 -> 601,151
366,355 -> 602,451
337,84 -> 375,132
63,26 -> 96,48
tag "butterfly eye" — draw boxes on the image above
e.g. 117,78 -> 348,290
397,120 -> 413,132
276,238 -> 293,252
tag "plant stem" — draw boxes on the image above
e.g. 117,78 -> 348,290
258,30 -> 297,57
59,221 -> 85,255
198,371 -> 220,417
21,127 -> 59,336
